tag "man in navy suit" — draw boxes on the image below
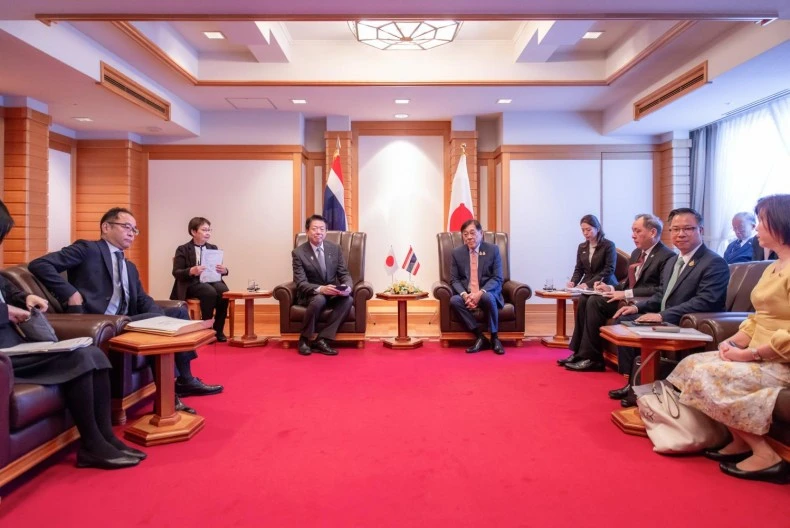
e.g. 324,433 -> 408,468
29,208 -> 223,411
292,214 -> 353,356
723,211 -> 757,264
449,219 -> 505,354
610,207 -> 730,405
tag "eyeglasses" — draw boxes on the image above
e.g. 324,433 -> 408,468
108,222 -> 140,236
669,226 -> 699,234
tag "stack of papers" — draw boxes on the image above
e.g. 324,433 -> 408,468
125,316 -> 214,337
0,337 -> 94,356
626,327 -> 713,341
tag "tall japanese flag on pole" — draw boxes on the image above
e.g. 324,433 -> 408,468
323,137 -> 347,230
447,144 -> 474,231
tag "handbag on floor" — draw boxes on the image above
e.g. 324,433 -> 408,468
632,352 -> 728,454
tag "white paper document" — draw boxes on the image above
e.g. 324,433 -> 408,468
200,249 -> 224,283
125,316 -> 213,336
627,327 -> 713,341
0,336 -> 94,356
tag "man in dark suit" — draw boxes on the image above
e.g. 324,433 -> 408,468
292,214 -> 353,356
609,207 -> 730,405
449,219 -> 505,354
563,213 -> 674,372
723,211 -> 757,264
29,207 -> 223,412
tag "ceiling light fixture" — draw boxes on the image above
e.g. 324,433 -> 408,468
72,117 -> 93,122
394,99 -> 410,104
348,20 -> 461,50
291,99 -> 307,104
497,99 -> 512,104
582,31 -> 604,40
394,113 -> 409,119
203,31 -> 226,40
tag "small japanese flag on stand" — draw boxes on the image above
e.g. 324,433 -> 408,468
384,246 -> 399,282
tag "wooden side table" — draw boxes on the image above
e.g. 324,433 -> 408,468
375,292 -> 429,349
600,324 -> 710,436
109,329 -> 216,446
222,290 -> 272,347
534,290 -> 579,348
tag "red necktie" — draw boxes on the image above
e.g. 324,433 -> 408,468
627,251 -> 647,289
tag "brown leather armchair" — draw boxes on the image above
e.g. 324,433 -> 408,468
0,265 -> 185,425
0,313 -> 115,491
274,231 -> 374,348
432,231 -> 532,346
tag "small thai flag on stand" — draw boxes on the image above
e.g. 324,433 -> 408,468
402,246 -> 420,275
322,137 -> 347,230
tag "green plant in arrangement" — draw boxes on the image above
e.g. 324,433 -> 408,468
384,280 -> 424,295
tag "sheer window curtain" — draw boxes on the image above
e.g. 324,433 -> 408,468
690,95 -> 790,253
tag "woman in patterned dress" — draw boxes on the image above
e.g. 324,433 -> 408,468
667,194 -> 790,484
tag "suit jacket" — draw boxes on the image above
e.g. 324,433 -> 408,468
752,237 -> 778,261
292,240 -> 352,305
571,238 -> 617,287
29,239 -> 161,317
723,237 -> 756,264
637,244 -> 729,325
449,242 -> 505,308
170,241 -> 227,300
615,242 -> 675,297
0,274 -> 30,349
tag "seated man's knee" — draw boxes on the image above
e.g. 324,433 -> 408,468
450,295 -> 466,310
308,294 -> 328,310
165,305 -> 190,320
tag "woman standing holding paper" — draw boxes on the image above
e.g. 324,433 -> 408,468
171,217 -> 230,341
0,200 -> 144,469
667,194 -> 790,484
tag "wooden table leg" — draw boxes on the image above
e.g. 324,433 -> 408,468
541,298 -> 571,348
383,299 -> 423,349
639,343 -> 661,384
229,297 -> 269,348
124,352 -> 205,446
228,300 -> 235,338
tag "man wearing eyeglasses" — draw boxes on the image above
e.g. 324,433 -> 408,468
607,207 -> 730,406
29,207 -> 223,414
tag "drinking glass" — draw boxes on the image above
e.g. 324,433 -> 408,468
247,279 -> 259,292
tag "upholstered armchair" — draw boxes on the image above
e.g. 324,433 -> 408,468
432,231 -> 532,347
274,231 -> 374,348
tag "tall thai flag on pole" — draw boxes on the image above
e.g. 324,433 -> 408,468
447,146 -> 474,231
323,137 -> 347,230
402,246 -> 420,275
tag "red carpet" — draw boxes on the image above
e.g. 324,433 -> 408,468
1,341 -> 788,526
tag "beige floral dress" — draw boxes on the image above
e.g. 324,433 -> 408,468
667,262 -> 790,435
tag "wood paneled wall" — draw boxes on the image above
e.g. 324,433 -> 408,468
75,140 -> 149,285
2,108 -> 50,266
656,139 -> 692,244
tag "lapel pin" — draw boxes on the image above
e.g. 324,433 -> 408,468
480,251 -> 486,256
689,260 -> 695,267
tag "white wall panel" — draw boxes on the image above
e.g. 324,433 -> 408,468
601,158 -> 655,252
148,160 -> 293,301
479,165 -> 488,227
48,149 -> 72,251
358,136 -> 444,295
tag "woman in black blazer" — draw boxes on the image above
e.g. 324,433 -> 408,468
171,217 -> 229,341
567,214 -> 618,289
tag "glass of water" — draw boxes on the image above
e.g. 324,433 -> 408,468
247,279 -> 259,292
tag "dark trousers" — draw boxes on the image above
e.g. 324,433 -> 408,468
186,281 -> 229,334
569,294 -> 620,361
449,292 -> 499,334
131,306 -> 197,379
300,294 -> 354,340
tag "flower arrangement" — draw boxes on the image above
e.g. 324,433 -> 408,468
384,280 -> 424,295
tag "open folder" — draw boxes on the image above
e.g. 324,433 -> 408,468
124,316 -> 214,337
0,336 -> 94,356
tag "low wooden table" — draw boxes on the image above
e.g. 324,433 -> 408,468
534,290 -> 579,348
600,324 -> 710,436
222,290 -> 272,347
109,329 -> 216,446
375,292 -> 429,349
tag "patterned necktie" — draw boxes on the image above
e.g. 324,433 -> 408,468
316,246 -> 327,281
469,250 -> 480,294
660,257 -> 685,311
116,251 -> 128,315
627,251 -> 647,289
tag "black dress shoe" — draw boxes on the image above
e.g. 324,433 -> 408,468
620,395 -> 636,408
298,339 -> 312,356
703,449 -> 752,463
176,377 -> 224,397
175,395 -> 197,414
557,353 -> 581,366
608,384 -> 631,400
312,338 -> 339,356
466,336 -> 491,353
215,333 -> 227,343
76,448 -> 139,470
491,338 -> 505,355
720,460 -> 790,484
565,359 -> 606,372
119,446 -> 148,460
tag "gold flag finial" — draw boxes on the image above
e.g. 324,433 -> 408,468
461,143 -> 467,155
